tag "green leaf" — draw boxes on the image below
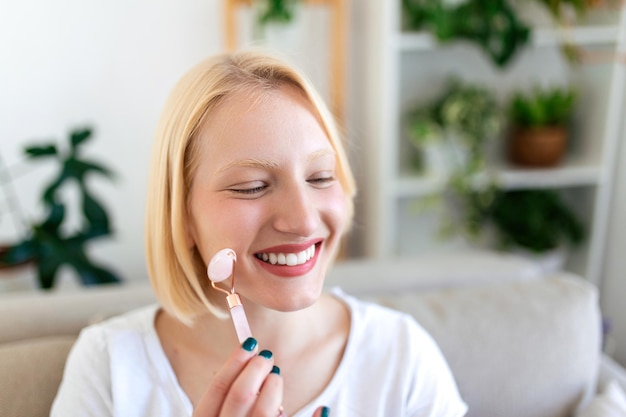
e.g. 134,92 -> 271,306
70,128 -> 93,150
74,263 -> 121,286
0,240 -> 37,266
38,202 -> 65,233
81,190 -> 111,238
37,252 -> 63,289
24,144 -> 57,158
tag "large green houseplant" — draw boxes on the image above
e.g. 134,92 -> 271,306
0,127 -> 122,289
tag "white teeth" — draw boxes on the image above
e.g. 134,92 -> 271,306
256,244 -> 316,266
297,251 -> 306,264
286,254 -> 298,266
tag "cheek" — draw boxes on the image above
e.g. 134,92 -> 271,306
324,187 -> 351,233
191,199 -> 266,251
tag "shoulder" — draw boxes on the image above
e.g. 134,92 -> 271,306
331,287 -> 426,340
69,304 -> 159,361
330,287 -> 444,369
327,288 -> 468,416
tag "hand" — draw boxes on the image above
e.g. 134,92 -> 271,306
193,337 -> 282,417
192,337 -> 331,417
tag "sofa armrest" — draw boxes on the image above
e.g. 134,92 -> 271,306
0,283 -> 155,344
599,354 -> 626,392
0,336 -> 76,417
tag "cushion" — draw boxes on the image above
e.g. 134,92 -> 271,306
0,336 -> 76,417
376,275 -> 601,417
576,380 -> 626,417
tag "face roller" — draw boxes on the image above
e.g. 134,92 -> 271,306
207,248 -> 253,344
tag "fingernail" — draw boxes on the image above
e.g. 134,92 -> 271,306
321,406 -> 330,417
242,337 -> 257,352
259,349 -> 273,359
271,365 -> 280,375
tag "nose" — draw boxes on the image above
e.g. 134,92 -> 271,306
272,182 -> 319,236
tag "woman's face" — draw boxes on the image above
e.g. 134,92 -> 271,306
187,85 -> 349,312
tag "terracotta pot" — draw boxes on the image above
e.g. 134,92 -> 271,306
508,125 -> 567,167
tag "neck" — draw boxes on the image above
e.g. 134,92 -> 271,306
180,292 -> 348,361
243,296 -> 329,356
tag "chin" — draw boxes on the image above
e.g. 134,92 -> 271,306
268,283 -> 324,312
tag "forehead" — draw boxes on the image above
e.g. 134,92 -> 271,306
195,85 -> 332,162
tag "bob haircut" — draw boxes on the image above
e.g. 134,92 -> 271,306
145,50 -> 357,325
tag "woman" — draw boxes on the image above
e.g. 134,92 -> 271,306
52,50 -> 467,417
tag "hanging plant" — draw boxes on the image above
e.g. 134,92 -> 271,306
407,78 -> 504,239
402,0 -> 531,68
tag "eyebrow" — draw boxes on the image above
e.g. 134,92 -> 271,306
217,149 -> 336,174
217,158 -> 280,173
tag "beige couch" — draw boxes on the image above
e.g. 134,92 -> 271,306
1,251 -> 625,417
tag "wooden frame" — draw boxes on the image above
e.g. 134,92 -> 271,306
223,0 -> 348,123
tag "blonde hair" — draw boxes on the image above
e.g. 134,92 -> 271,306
145,50 -> 356,325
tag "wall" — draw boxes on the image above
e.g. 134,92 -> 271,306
0,1 -> 224,289
600,123 -> 626,365
0,1 -> 366,290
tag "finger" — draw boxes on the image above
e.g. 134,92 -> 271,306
311,406 -> 331,417
252,366 -> 283,416
193,337 -> 259,417
220,353 -> 275,416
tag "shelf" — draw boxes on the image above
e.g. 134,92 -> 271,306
365,1 -> 626,286
393,25 -> 621,52
498,163 -> 602,189
394,161 -> 602,199
532,26 -> 621,47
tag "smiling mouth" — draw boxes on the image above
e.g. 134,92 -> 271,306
255,243 -> 317,266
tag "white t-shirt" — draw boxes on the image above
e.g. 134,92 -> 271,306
51,288 -> 468,417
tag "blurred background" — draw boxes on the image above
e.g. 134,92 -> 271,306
1,0 -> 626,362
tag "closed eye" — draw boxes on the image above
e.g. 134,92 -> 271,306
308,176 -> 335,188
228,182 -> 268,196
230,185 -> 267,194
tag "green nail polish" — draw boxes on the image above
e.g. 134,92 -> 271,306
321,406 -> 330,417
271,365 -> 280,375
259,349 -> 273,359
242,337 -> 257,352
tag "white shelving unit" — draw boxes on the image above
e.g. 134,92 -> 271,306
363,1 -> 626,285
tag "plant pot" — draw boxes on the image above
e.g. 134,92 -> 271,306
508,125 -> 567,167
0,246 -> 37,292
511,246 -> 567,274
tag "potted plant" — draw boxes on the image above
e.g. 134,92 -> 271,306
408,78 -> 502,173
488,188 -> 585,270
407,78 -> 503,239
507,85 -> 577,167
0,127 -> 122,289
256,0 -> 300,25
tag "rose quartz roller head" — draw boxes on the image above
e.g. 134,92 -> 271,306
207,248 -> 252,344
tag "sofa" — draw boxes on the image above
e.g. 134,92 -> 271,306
1,250 -> 625,417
